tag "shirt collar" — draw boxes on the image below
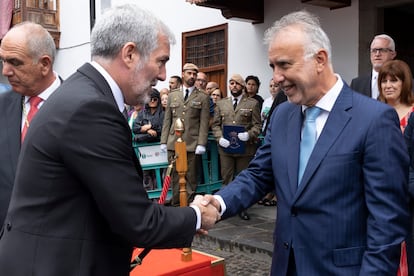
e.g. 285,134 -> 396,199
231,94 -> 242,102
90,61 -> 125,113
24,71 -> 61,104
302,74 -> 344,113
183,86 -> 195,93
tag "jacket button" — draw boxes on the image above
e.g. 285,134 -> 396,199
283,242 -> 289,249
6,222 -> 12,231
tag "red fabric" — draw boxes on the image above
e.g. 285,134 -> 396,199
0,0 -> 13,39
397,241 -> 408,276
158,175 -> 171,204
400,106 -> 414,133
21,96 -> 42,143
130,248 -> 224,276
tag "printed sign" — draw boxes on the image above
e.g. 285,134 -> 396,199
137,145 -> 168,166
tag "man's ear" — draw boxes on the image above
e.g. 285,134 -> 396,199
39,55 -> 53,76
122,42 -> 139,68
314,49 -> 328,73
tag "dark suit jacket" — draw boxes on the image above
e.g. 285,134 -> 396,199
0,63 -> 197,276
350,73 -> 372,98
0,92 -> 22,226
216,84 -> 410,275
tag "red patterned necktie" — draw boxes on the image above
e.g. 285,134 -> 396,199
21,96 -> 42,143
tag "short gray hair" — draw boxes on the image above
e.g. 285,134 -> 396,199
91,4 -> 175,61
264,10 -> 332,61
372,34 -> 395,51
11,21 -> 56,64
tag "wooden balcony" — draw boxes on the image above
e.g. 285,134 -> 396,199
301,0 -> 351,10
195,0 -> 264,24
12,0 -> 60,48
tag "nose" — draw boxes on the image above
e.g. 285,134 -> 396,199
157,65 -> 166,82
272,68 -> 284,84
2,61 -> 13,77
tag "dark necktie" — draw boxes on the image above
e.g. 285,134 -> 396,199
298,106 -> 321,185
184,89 -> 189,101
21,96 -> 42,143
233,98 -> 238,110
122,107 -> 129,121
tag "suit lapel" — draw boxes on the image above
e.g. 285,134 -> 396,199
5,93 -> 23,172
287,105 -> 303,195
296,87 -> 352,195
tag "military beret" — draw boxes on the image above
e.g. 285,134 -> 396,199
229,74 -> 245,87
183,63 -> 199,72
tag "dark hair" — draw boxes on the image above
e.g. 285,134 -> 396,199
245,75 -> 261,89
145,88 -> 161,109
170,75 -> 182,85
378,60 -> 414,105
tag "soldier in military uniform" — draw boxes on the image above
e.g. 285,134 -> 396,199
161,63 -> 210,206
212,74 -> 262,220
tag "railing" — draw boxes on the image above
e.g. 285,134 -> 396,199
133,134 -> 223,199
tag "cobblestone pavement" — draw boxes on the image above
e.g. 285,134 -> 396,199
192,237 -> 272,275
191,204 -> 276,275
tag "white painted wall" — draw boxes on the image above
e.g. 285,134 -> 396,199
53,0 -> 359,99
54,0 -> 91,78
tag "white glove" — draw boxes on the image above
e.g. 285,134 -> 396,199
219,137 -> 230,148
195,145 -> 206,155
237,132 -> 249,141
160,144 -> 167,152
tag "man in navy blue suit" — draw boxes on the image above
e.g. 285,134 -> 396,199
202,10 -> 410,275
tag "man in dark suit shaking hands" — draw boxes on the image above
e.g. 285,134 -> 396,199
0,4 -> 219,276
201,10 -> 409,275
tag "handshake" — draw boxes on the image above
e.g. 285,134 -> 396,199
190,194 -> 221,234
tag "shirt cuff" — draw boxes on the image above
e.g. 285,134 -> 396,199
213,195 -> 226,216
190,205 -> 201,230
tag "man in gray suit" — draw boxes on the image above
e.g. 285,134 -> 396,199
0,22 -> 61,226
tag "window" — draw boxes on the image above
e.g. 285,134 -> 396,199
182,24 -> 228,96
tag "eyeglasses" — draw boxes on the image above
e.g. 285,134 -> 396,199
150,98 -> 158,102
370,48 -> 393,54
211,94 -> 221,97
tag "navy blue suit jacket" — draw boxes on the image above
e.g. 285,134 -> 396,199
216,83 -> 410,275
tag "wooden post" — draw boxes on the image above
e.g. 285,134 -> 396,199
173,118 -> 192,261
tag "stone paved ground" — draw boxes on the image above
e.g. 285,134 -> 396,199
192,236 -> 272,275
190,203 -> 276,275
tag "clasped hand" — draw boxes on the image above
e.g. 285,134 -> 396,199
190,195 -> 221,234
